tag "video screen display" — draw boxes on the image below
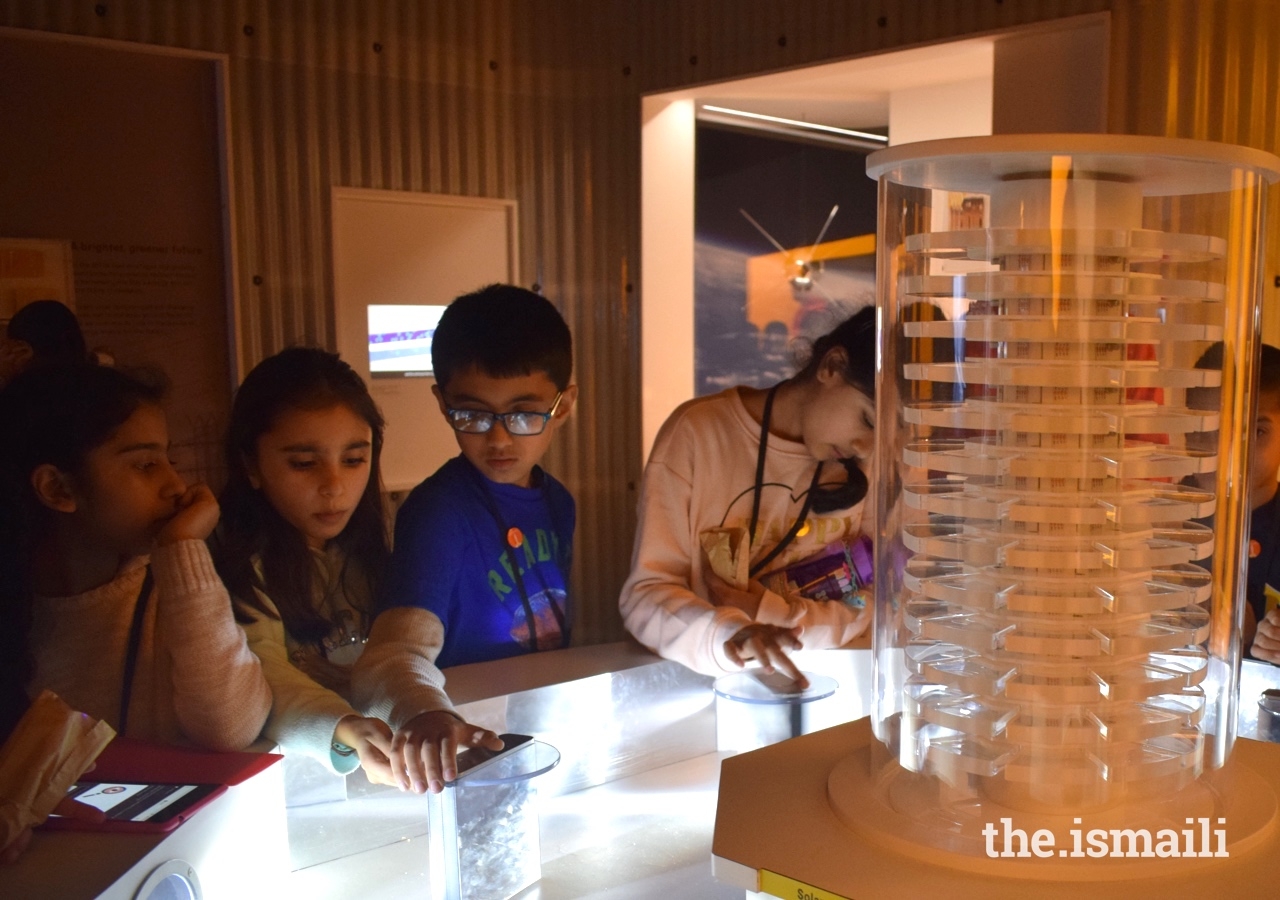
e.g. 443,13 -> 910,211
367,304 -> 448,377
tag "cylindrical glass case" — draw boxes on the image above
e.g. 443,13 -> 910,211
865,135 -> 1280,853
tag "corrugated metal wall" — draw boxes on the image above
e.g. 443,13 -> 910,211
0,0 -> 643,645
1108,0 -> 1280,342
633,0 -> 1112,93
5,0 -> 1157,647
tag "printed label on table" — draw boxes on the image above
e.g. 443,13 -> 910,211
760,869 -> 853,900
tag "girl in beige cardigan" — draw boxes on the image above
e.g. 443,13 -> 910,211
0,364 -> 270,750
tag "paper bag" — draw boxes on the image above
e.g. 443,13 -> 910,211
0,690 -> 115,847
700,526 -> 750,589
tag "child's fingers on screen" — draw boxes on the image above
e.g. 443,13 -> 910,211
388,739 -> 412,791
404,746 -> 429,793
420,742 -> 447,793
473,728 -> 504,750
765,646 -> 808,688
439,730 -> 460,783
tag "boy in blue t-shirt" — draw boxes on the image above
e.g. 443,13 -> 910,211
1189,343 -> 1280,662
1241,345 -> 1280,661
352,284 -> 577,793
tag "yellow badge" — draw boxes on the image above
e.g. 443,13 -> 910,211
1265,584 -> 1280,617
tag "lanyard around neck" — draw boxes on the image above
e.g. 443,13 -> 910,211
747,384 -> 823,579
120,565 -> 153,735
468,464 -> 569,652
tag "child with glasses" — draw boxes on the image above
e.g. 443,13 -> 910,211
352,284 -> 577,794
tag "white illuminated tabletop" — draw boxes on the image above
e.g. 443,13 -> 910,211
282,654 -> 1280,900
287,751 -> 741,899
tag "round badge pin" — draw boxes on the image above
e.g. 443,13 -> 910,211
1251,539 -> 1262,559
507,527 -> 524,549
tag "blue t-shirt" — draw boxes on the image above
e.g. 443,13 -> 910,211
1248,492 -> 1280,625
379,455 -> 575,668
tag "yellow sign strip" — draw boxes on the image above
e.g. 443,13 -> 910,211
760,868 -> 854,900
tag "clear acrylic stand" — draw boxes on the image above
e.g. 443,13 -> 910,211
714,671 -> 838,753
426,739 -> 559,900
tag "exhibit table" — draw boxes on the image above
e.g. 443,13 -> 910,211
12,646 -> 1280,898
286,653 -> 1280,900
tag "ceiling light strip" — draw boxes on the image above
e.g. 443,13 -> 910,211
701,105 -> 888,143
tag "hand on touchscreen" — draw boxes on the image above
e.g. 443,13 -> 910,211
749,668 -> 809,695
390,710 -> 504,795
724,623 -> 808,689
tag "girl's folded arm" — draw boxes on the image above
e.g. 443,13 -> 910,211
152,539 -> 272,751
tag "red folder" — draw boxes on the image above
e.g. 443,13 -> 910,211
89,737 -> 281,786
41,738 -> 282,834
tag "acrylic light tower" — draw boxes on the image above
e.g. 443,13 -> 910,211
829,134 -> 1280,878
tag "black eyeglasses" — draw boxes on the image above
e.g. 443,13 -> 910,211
445,392 -> 563,436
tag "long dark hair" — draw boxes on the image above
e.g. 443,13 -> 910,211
0,364 -> 166,738
6,300 -> 90,368
793,305 -> 877,513
215,347 -> 389,645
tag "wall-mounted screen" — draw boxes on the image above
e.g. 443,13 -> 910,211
367,304 -> 447,377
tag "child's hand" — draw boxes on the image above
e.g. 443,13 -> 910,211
705,571 -> 767,618
1252,608 -> 1280,664
333,715 -> 396,785
156,483 -> 221,546
390,710 -> 504,794
724,623 -> 808,688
